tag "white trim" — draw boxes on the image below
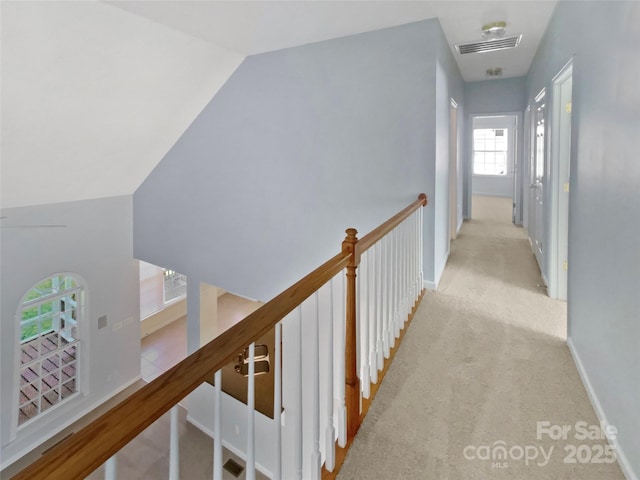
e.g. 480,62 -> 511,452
423,279 -> 437,291
457,217 -> 464,235
567,339 -> 638,480
186,414 -> 273,479
424,250 -> 450,291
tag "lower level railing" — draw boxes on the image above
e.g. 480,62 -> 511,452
11,194 -> 427,480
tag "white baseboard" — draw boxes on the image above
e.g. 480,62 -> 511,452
186,415 -> 273,479
423,279 -> 437,291
567,338 -> 638,480
424,250 -> 450,292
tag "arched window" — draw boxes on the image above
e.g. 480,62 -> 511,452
17,274 -> 83,426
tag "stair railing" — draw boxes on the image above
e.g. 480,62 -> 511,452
10,194 -> 427,480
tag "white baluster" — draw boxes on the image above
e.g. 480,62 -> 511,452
247,343 -> 256,480
382,235 -> 391,359
169,406 -> 179,480
387,228 -> 399,348
420,205 -> 425,287
310,293 -> 322,480
104,455 -> 117,480
274,324 -> 282,480
213,370 -> 223,480
368,246 -> 378,385
334,277 -> 346,448
403,218 -> 410,322
324,279 -> 336,471
294,307 -> 303,477
415,210 -> 420,298
375,242 -> 384,371
360,251 -> 370,399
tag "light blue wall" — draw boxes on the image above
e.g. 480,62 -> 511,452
463,77 -> 526,217
434,26 -> 464,286
0,196 -> 140,467
134,19 -> 460,304
527,2 -> 640,477
465,77 -> 526,114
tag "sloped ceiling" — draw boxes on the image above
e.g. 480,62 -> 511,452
1,0 -> 556,209
1,1 -> 243,208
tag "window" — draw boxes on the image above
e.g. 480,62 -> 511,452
18,274 -> 82,426
473,128 -> 509,175
163,269 -> 186,303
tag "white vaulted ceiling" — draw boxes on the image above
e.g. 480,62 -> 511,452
1,1 -> 556,208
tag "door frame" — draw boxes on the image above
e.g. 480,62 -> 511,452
449,98 -> 459,241
467,112 -> 523,221
548,59 -> 573,300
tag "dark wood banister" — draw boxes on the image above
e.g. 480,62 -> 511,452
11,194 -> 427,480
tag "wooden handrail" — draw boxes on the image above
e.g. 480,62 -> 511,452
356,193 -> 427,255
11,252 -> 351,480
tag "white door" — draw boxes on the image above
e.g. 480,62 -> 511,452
549,62 -> 573,300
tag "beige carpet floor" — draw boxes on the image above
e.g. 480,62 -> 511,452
338,196 -> 625,480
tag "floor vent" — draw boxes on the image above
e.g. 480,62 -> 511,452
223,458 -> 245,478
455,35 -> 522,54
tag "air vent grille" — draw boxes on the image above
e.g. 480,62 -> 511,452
456,35 -> 522,55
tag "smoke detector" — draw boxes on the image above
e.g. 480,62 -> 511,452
482,21 -> 507,40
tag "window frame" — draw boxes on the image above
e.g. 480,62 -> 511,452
12,273 -> 86,437
471,115 -> 517,178
473,127 -> 510,176
162,269 -> 187,305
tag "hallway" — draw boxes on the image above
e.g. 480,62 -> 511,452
338,196 -> 624,479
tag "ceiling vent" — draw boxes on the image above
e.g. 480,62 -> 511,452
455,35 -> 522,55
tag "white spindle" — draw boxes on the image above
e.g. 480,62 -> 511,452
388,228 -> 400,348
213,370 -> 223,480
403,218 -> 410,321
169,406 -> 179,480
382,235 -> 391,359
294,307 -> 303,477
368,247 -> 378,385
335,278 -> 347,448
274,323 -> 282,480
247,343 -> 256,480
415,211 -> 420,297
420,207 -> 424,288
324,279 -> 336,471
375,242 -> 383,370
104,455 -> 116,480
310,293 -> 322,480
360,250 -> 370,398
